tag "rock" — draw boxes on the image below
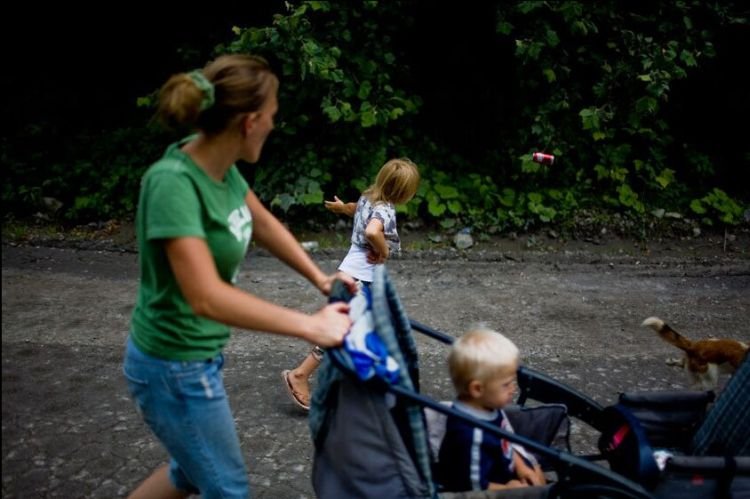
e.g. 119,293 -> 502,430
42,197 -> 63,214
453,228 -> 473,249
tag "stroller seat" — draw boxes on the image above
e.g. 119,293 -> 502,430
596,357 -> 750,497
424,402 -> 571,472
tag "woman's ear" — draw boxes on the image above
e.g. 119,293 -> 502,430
240,112 -> 260,136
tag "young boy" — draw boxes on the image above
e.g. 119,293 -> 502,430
438,328 -> 546,492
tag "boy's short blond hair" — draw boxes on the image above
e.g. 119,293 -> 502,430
448,328 -> 519,397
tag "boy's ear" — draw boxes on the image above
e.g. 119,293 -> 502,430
467,379 -> 484,399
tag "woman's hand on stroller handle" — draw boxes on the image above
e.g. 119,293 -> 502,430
315,272 -> 357,297
309,301 -> 351,347
328,277 -> 357,304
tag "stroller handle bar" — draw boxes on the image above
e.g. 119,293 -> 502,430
409,318 -> 456,344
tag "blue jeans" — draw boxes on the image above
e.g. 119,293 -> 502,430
123,337 -> 250,498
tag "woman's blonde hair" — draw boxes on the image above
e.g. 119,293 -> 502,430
157,54 -> 278,134
364,158 -> 420,205
448,328 -> 519,397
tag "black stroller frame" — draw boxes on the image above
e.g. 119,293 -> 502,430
312,268 -> 748,499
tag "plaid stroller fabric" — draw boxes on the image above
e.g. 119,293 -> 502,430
310,265 -> 434,498
692,354 -> 750,456
343,284 -> 401,384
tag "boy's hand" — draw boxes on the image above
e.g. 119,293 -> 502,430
515,458 -> 546,486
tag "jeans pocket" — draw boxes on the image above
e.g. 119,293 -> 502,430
123,363 -> 151,419
176,362 -> 226,401
123,363 -> 149,387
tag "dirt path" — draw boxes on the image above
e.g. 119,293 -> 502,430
2,239 -> 749,498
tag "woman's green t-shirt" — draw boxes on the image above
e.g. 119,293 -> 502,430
130,139 -> 252,360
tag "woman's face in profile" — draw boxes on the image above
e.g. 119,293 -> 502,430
242,87 -> 278,164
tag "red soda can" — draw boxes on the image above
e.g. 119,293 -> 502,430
532,152 -> 555,165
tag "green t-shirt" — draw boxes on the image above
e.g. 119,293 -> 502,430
130,138 -> 252,360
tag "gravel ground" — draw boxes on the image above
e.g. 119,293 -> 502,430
2,229 -> 749,498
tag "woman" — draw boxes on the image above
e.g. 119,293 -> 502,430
123,54 -> 354,499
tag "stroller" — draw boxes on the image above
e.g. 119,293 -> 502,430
309,266 -> 750,498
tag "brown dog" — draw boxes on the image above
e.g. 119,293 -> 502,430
642,316 -> 748,390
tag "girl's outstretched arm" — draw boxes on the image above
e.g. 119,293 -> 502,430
324,196 -> 357,217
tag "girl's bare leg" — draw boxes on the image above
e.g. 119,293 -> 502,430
128,464 -> 190,499
287,346 -> 324,406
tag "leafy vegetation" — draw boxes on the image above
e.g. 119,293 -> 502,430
491,0 -> 748,228
2,1 -> 748,239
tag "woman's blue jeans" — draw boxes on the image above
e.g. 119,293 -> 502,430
123,336 -> 250,498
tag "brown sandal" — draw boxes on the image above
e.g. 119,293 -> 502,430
281,370 -> 310,411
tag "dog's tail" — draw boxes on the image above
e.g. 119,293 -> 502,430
642,317 -> 694,352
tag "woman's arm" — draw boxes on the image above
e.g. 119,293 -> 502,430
246,189 -> 355,295
165,237 -> 351,346
324,195 -> 357,218
364,218 -> 388,264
